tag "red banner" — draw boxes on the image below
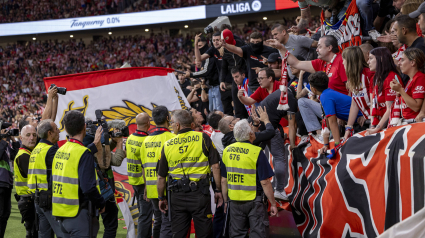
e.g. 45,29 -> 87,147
320,0 -> 362,51
286,123 -> 425,237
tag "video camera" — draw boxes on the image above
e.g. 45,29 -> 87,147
204,16 -> 231,34
49,84 -> 67,95
0,121 -> 19,138
86,110 -> 129,139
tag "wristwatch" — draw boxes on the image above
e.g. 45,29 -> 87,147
158,196 -> 166,201
214,189 -> 222,193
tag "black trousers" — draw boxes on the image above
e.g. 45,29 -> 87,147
100,198 -> 119,238
229,196 -> 268,238
170,189 -> 212,238
0,187 -> 11,238
232,80 -> 248,119
211,176 -> 226,238
220,89 -> 233,116
18,196 -> 38,238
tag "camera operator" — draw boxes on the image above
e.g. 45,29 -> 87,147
14,125 -> 38,238
0,127 -> 20,238
83,121 -> 126,238
51,111 -> 105,237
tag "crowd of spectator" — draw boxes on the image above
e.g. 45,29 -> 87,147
0,16 -> 308,125
0,0 -> 237,23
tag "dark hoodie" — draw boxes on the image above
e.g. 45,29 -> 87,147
220,35 -> 246,84
222,131 -> 236,148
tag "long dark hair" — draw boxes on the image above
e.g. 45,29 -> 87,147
370,47 -> 399,93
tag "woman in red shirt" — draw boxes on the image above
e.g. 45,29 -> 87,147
390,48 -> 425,123
342,46 -> 374,140
366,47 -> 402,135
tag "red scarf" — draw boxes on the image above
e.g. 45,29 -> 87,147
277,51 -> 290,110
388,95 -> 402,128
371,86 -> 381,126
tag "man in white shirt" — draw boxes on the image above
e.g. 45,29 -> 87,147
208,113 -> 224,157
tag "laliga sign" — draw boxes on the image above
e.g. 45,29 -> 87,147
221,0 -> 262,14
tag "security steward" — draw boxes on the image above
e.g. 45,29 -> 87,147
51,110 -> 105,237
126,112 -> 152,238
14,125 -> 38,238
221,119 -> 278,238
157,109 -> 223,238
140,106 -> 173,238
27,119 -> 64,238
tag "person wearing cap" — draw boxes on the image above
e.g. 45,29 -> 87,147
266,53 -> 282,70
409,1 -> 425,34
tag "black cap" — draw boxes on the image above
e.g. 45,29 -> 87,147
409,2 -> 425,18
267,53 -> 281,63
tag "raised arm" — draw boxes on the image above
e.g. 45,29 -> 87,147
221,39 -> 243,58
41,85 -> 57,121
266,39 -> 315,73
194,33 -> 211,63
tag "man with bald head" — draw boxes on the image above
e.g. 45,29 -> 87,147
126,112 -> 153,238
271,23 -> 317,60
14,125 -> 38,237
218,116 -> 239,148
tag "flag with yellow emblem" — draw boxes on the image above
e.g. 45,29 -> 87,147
44,67 -> 189,140
44,67 -> 189,238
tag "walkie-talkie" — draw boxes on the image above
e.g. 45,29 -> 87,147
180,164 -> 191,192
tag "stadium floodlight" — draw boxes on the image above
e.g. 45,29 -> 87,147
263,17 -> 267,20
184,25 -> 188,28
145,29 -> 149,32
32,37 -> 36,40
109,32 -> 112,35
70,35 -> 74,38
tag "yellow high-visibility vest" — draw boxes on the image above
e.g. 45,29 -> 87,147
28,142 -> 52,192
141,130 -> 175,199
14,148 -> 32,196
126,132 -> 148,185
222,142 -> 260,201
52,141 -> 100,217
163,131 -> 210,181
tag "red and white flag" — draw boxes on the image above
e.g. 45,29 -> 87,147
43,67 -> 189,140
44,67 -> 190,237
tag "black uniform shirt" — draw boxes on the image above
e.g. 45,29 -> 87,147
241,44 -> 278,88
157,128 -> 220,177
15,145 -> 33,178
